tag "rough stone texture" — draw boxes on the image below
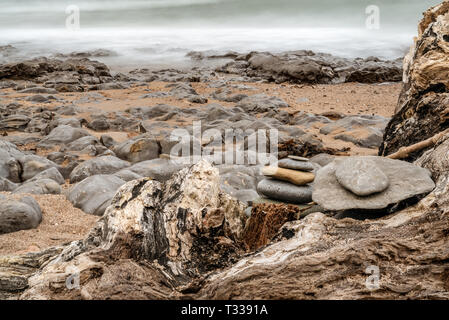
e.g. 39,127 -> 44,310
0,57 -> 112,92
312,156 -> 435,211
12,161 -> 246,299
335,158 -> 390,196
242,203 -> 299,251
380,2 -> 449,159
257,179 -> 313,204
0,195 -> 42,235
217,50 -> 402,84
235,94 -> 288,114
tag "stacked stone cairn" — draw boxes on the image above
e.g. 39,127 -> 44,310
256,155 -> 317,204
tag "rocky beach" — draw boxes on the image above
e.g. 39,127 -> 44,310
1,0 -> 449,301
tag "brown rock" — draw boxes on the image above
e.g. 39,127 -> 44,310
262,166 -> 315,186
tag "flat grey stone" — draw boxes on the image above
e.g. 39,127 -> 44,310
257,178 -> 313,204
312,156 -> 435,211
277,158 -> 315,172
335,158 -> 389,196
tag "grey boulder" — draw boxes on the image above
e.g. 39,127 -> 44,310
38,125 -> 91,147
236,94 -> 288,114
128,159 -> 186,182
68,174 -> 126,216
0,195 -> 42,234
312,156 -> 436,211
28,167 -> 65,185
69,155 -> 130,183
13,178 -> 61,195
112,135 -> 160,163
0,177 -> 18,191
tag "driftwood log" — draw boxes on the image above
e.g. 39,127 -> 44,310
380,1 -> 449,160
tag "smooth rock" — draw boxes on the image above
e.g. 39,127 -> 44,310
68,174 -> 126,216
257,179 -> 313,204
0,195 -> 42,234
21,155 -> 59,181
312,156 -> 435,211
277,158 -> 315,172
262,166 -> 315,186
13,179 -> 61,195
0,177 -> 18,191
335,158 -> 389,196
69,155 -> 130,184
112,135 -> 160,163
28,167 -> 65,185
38,125 -> 91,147
128,158 -> 186,182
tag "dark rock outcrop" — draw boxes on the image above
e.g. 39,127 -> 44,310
217,50 -> 403,84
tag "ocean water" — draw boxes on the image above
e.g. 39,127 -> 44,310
0,0 -> 442,68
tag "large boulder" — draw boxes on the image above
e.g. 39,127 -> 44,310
0,141 -> 23,182
18,161 -> 247,299
127,158 -> 187,182
13,179 -> 61,195
111,135 -> 160,163
312,156 -> 435,212
0,195 -> 42,234
235,94 -> 288,114
20,155 -> 59,181
38,125 -> 91,148
67,174 -> 126,216
0,141 -> 59,182
380,2 -> 449,159
69,156 -> 130,184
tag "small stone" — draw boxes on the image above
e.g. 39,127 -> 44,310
278,158 -> 315,172
262,167 -> 315,186
257,179 -> 313,204
288,155 -> 309,162
335,158 -> 389,196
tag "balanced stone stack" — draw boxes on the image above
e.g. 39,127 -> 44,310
256,156 -> 317,204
